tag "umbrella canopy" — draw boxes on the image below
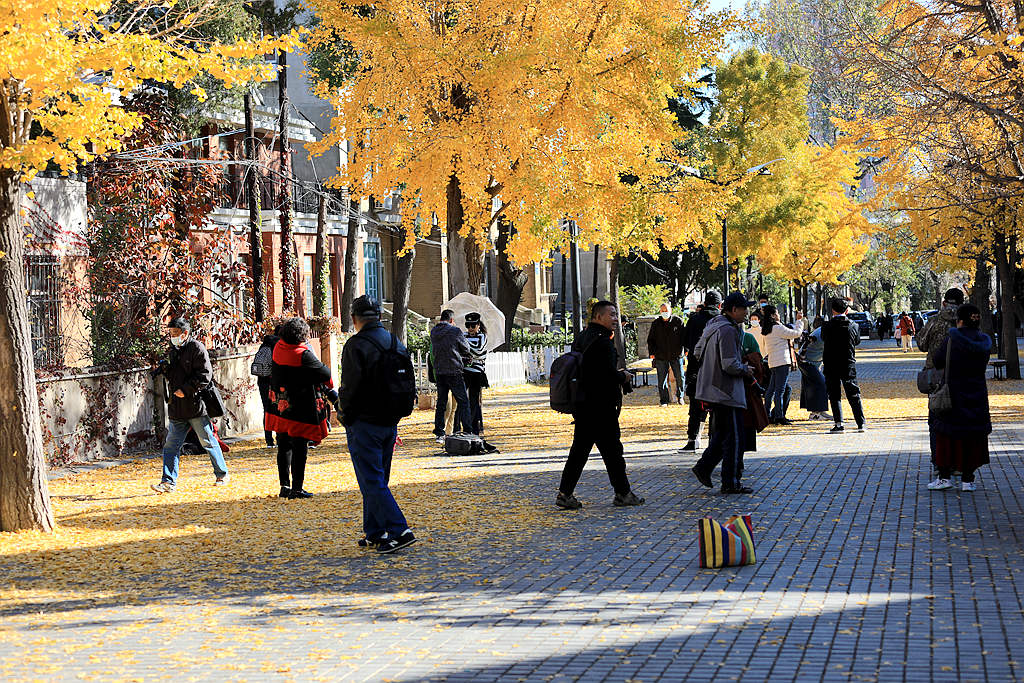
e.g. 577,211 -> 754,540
441,292 -> 506,352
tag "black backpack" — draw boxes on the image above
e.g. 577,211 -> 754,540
549,338 -> 596,414
363,333 -> 417,420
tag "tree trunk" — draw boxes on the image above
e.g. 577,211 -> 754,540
609,255 -> 626,368
971,254 -> 995,338
0,170 -> 54,532
994,232 -> 1021,379
391,225 -> 415,345
278,49 -> 297,312
495,219 -> 528,350
244,90 -> 266,322
591,245 -> 600,299
339,199 -> 359,332
445,172 -> 484,296
313,193 -> 329,317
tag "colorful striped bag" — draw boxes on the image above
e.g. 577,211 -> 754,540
697,515 -> 756,568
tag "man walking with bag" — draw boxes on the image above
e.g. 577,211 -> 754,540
647,302 -> 685,406
690,293 -> 756,495
822,298 -> 866,433
339,296 -> 417,554
150,317 -> 229,492
682,291 -> 723,451
556,301 -> 645,510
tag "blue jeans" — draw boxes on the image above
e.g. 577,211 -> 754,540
653,358 -> 683,404
161,416 -> 228,484
346,421 -> 409,541
764,365 -> 791,419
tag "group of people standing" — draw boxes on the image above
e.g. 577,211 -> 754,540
428,310 -> 489,442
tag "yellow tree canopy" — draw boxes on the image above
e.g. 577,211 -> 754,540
306,0 -> 737,264
0,0 -> 299,177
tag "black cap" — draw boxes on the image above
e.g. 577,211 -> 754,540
465,312 -> 481,325
167,317 -> 190,332
943,288 -> 965,305
352,295 -> 381,318
704,290 -> 723,307
722,292 -> 755,310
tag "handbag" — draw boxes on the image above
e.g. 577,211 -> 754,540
199,382 -> 227,419
250,345 -> 272,377
698,515 -> 756,568
927,338 -> 954,415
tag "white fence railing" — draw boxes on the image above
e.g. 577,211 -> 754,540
411,345 -> 569,391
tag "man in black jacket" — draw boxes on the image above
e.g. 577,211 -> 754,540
822,298 -> 866,433
556,301 -> 645,510
647,302 -> 685,406
339,295 -> 416,554
681,290 -> 723,450
151,317 -> 228,493
430,309 -> 473,442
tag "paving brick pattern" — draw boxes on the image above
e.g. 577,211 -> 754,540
3,341 -> 1024,682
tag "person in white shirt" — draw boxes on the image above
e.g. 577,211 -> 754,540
760,304 -> 803,425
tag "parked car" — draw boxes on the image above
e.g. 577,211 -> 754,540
848,311 -> 874,337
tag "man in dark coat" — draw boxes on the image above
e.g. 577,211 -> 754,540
681,290 -> 723,450
430,309 -> 473,443
821,298 -> 865,433
647,302 -> 685,406
339,295 -> 416,553
151,317 -> 228,493
556,301 -> 645,510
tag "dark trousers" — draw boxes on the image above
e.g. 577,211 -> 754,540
825,371 -> 865,427
653,357 -> 683,404
435,373 -> 471,436
559,410 -> 631,496
687,400 -> 708,440
258,377 -> 275,446
346,420 -> 408,540
276,433 -> 308,490
694,404 -> 744,489
464,371 -> 485,435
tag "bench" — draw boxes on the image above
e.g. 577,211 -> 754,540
991,359 -> 1007,380
632,368 -> 653,387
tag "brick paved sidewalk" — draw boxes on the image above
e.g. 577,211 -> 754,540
2,348 -> 1023,682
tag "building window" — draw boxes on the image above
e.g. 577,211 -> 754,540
363,242 -> 380,300
25,255 -> 62,367
303,254 -> 333,315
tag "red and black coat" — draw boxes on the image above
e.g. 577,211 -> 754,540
264,341 -> 333,444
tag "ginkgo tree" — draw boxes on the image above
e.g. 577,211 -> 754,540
0,0 -> 297,532
306,0 -> 738,292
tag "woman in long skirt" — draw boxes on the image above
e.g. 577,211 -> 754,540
796,316 -> 830,420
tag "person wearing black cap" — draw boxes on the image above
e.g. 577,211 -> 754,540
822,297 -> 865,433
681,290 -> 723,451
463,312 -> 489,435
150,317 -> 229,493
690,292 -> 756,494
338,295 -> 416,554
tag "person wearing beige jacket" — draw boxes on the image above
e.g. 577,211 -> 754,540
760,305 -> 803,425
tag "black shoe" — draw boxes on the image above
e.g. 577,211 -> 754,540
555,491 -> 583,510
613,491 -> 645,506
856,422 -> 866,432
776,417 -> 794,426
829,424 -> 845,434
358,535 -> 384,549
681,440 -> 698,451
721,485 -> 754,494
377,530 -> 416,554
279,486 -> 291,498
288,489 -> 314,499
691,465 -> 713,488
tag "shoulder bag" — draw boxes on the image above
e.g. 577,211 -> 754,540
927,339 -> 954,415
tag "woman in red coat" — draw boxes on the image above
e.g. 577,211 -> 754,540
265,318 -> 333,499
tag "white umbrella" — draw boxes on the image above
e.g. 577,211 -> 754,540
441,292 -> 506,352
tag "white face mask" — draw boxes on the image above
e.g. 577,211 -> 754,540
170,334 -> 187,347
660,311 -> 671,320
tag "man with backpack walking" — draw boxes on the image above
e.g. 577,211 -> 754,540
689,293 -> 757,494
554,301 -> 645,510
682,291 -> 723,451
338,296 -> 417,554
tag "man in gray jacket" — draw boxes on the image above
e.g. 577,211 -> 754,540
690,293 -> 756,494
430,309 -> 473,443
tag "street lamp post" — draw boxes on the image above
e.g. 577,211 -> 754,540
722,217 -> 729,295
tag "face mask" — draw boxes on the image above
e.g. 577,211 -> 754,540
170,334 -> 187,347
660,311 -> 671,320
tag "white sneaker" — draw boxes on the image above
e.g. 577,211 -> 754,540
808,412 -> 820,420
962,481 -> 977,492
435,435 -> 447,445
927,478 -> 953,490
659,403 -> 669,409
151,481 -> 175,493
214,474 -> 230,486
